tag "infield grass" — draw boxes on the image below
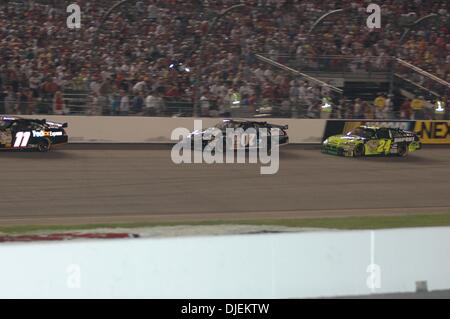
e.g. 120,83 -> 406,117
1,214 -> 450,235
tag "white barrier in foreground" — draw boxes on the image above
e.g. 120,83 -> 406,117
0,227 -> 449,298
22,116 -> 326,144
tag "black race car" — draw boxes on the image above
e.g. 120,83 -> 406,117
0,116 -> 68,152
186,119 -> 289,152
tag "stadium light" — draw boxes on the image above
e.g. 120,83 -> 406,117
435,101 -> 445,113
399,14 -> 438,44
309,9 -> 346,34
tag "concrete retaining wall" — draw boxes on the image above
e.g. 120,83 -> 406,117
21,116 -> 327,144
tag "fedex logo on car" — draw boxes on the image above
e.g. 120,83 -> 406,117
32,131 -> 63,138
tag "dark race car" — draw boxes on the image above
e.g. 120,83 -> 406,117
322,125 -> 421,157
0,116 -> 68,152
185,119 -> 289,153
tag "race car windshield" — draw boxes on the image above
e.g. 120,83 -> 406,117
0,121 -> 12,130
215,121 -> 239,130
347,128 -> 375,139
215,122 -> 227,130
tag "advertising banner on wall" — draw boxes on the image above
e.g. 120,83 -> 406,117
414,121 -> 450,144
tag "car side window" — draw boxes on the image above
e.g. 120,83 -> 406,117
1,121 -> 13,131
30,122 -> 43,130
377,129 -> 390,139
11,121 -> 29,131
364,129 -> 375,139
224,122 -> 234,129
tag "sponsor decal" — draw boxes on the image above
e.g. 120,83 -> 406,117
364,121 -> 414,131
32,131 -> 63,138
14,132 -> 31,148
366,140 -> 379,152
393,137 -> 415,143
414,121 -> 450,144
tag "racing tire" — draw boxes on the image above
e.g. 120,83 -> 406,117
353,144 -> 365,157
37,139 -> 51,152
397,143 -> 409,157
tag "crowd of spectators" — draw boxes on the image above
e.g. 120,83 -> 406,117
0,0 -> 448,119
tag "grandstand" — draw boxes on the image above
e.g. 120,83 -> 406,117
0,0 -> 448,119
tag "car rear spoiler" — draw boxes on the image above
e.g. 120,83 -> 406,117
44,120 -> 68,128
269,124 -> 289,130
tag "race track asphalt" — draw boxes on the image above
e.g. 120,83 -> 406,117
1,144 -> 449,225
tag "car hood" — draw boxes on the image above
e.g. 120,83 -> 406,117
326,134 -> 365,145
189,127 -> 220,140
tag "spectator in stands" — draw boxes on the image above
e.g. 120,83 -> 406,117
144,91 -> 157,116
342,99 -> 352,119
335,98 -> 345,119
374,94 -> 386,110
111,94 -> 121,116
353,98 -> 363,119
4,87 -> 15,115
131,92 -> 145,114
29,73 -> 41,98
26,89 -> 35,115
0,89 -> 6,114
0,0 -> 447,119
18,90 -> 29,115
119,91 -> 130,115
88,93 -> 100,116
411,96 -> 426,120
400,99 -> 412,119
53,91 -> 65,115
133,78 -> 148,95
363,101 -> 374,119
423,98 -> 435,120
200,94 -> 210,117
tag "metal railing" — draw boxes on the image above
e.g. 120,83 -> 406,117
261,54 -> 393,75
2,96 -> 447,120
255,54 -> 343,94
394,58 -> 450,100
